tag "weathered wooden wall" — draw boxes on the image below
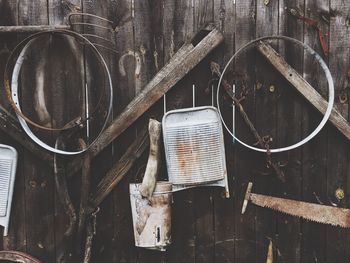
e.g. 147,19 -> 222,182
0,0 -> 350,262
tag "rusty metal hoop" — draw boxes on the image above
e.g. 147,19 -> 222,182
217,35 -> 334,153
7,30 -> 113,155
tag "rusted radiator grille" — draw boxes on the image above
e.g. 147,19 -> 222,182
163,107 -> 227,185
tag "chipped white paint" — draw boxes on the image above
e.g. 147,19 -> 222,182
130,182 -> 172,251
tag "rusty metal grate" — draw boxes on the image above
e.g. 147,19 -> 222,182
0,159 -> 12,217
0,144 -> 17,236
163,106 -> 227,187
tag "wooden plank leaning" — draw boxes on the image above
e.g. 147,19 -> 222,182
66,26 -> 224,178
257,41 -> 350,141
89,127 -> 149,210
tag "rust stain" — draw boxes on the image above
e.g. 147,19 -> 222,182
174,140 -> 190,175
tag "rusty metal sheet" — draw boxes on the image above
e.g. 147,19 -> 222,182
162,106 -> 228,194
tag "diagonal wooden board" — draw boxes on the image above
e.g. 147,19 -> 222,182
257,41 -> 350,142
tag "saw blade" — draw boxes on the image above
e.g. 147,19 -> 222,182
250,193 -> 350,228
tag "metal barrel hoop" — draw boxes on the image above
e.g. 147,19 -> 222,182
216,35 -> 335,153
4,30 -> 113,155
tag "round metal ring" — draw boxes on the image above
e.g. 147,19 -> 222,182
9,30 -> 113,155
217,35 -> 334,153
5,29 -> 109,131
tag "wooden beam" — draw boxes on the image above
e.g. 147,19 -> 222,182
0,106 -> 53,162
67,26 -> 224,177
89,127 -> 149,209
0,25 -> 70,33
257,41 -> 350,142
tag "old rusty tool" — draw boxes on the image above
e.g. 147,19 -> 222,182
242,182 -> 350,228
66,25 -> 223,177
288,8 -> 328,57
140,119 -> 162,199
0,250 -> 42,263
257,41 -> 350,142
211,62 -> 286,182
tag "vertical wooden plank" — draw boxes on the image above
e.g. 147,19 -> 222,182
274,0 -> 304,262
192,2 -> 216,263
0,0 -> 26,253
233,0 -> 258,262
47,0 -> 84,261
301,0 -> 329,262
194,0 -> 214,30
110,0 -> 140,262
75,1 -> 119,262
18,1 -> 56,261
132,0 -> 163,262
254,0 -> 280,261
164,1 -> 196,263
0,0 -> 18,110
212,0 -> 236,262
326,0 -> 350,261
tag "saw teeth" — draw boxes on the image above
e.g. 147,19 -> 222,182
259,203 -> 350,228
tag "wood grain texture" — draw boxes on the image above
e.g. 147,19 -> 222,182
191,2 -> 216,263
89,27 -> 223,159
257,42 -> 350,142
46,1 -> 84,262
0,25 -> 69,32
1,0 -> 350,262
326,0 -> 350,261
65,27 -> 223,178
275,0 -> 303,262
301,0 -> 329,262
233,0 -> 258,262
18,1 -> 55,262
212,1 -> 235,262
162,1 -> 196,263
131,1 -> 161,261
79,1 -> 118,262
111,0 -> 138,262
254,0 -> 280,260
0,0 -> 26,254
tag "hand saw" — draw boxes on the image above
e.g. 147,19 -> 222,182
242,182 -> 350,228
